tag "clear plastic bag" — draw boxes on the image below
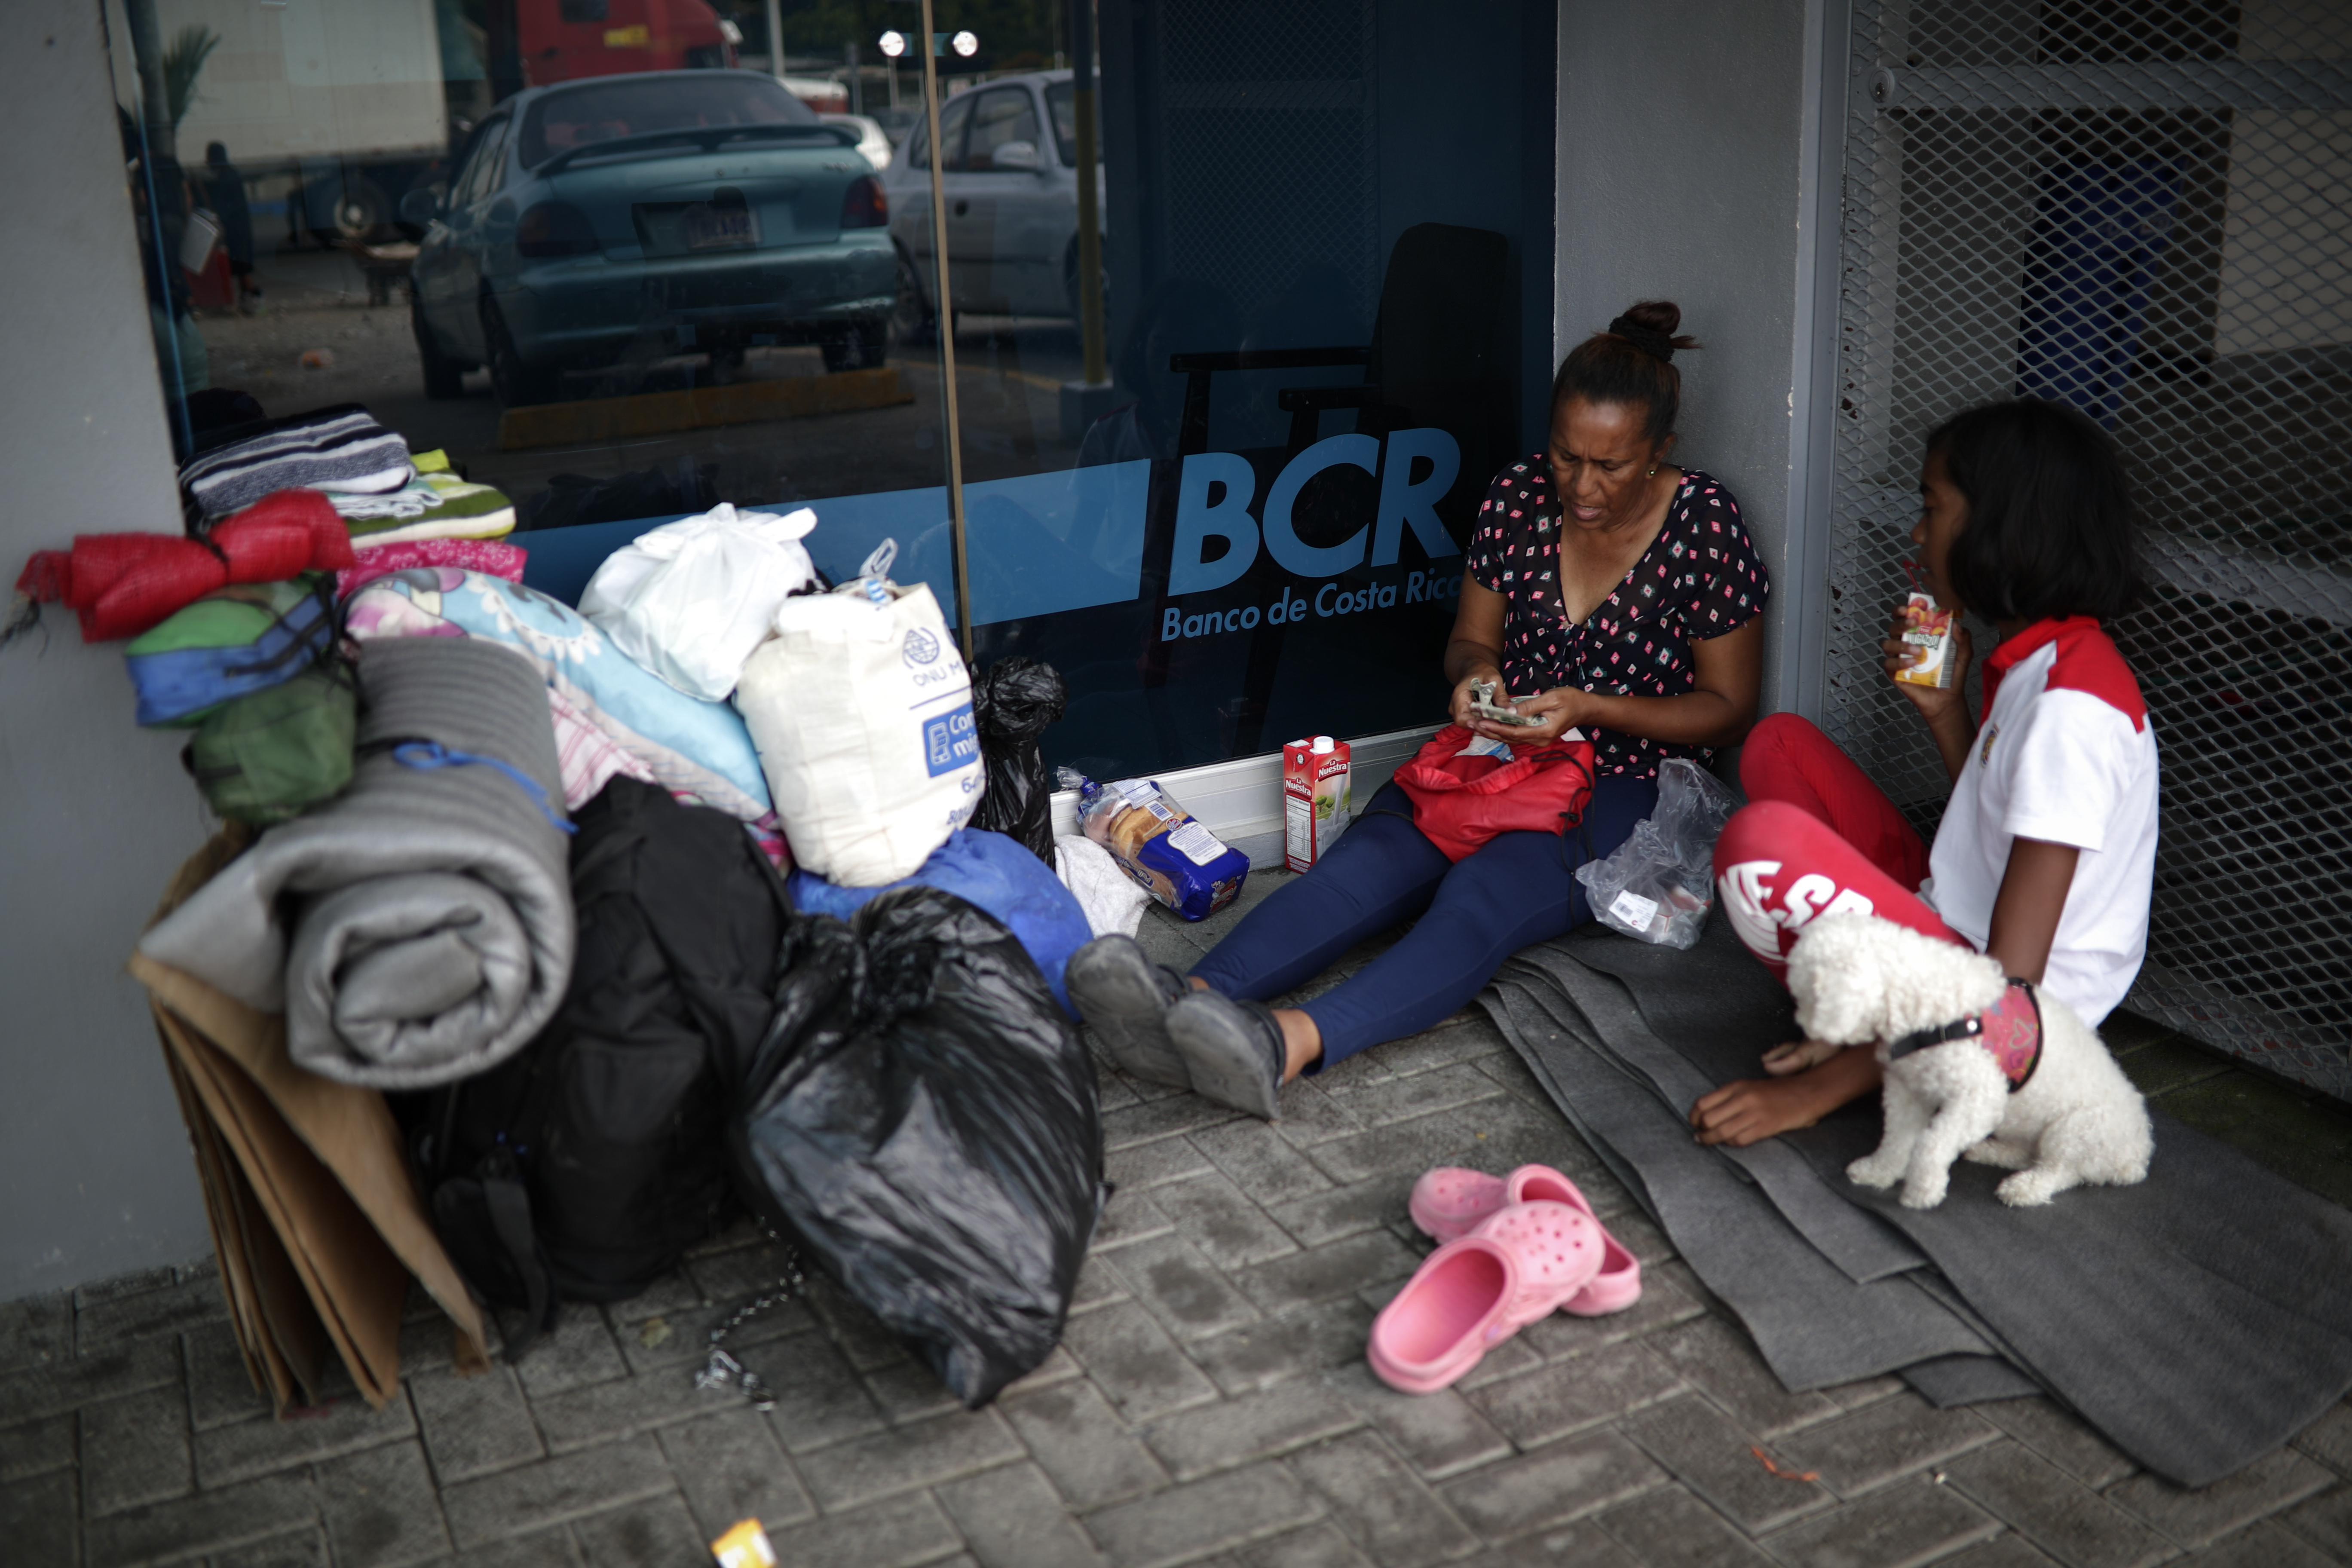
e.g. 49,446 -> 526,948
1574,757 -> 1740,949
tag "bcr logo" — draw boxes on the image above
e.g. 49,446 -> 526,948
1169,429 -> 1465,595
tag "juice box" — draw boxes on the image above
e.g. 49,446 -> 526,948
1283,735 -> 1351,872
709,1520 -> 776,1568
1894,592 -> 1958,689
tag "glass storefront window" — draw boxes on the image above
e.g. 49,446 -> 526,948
107,0 -> 1555,784
105,0 -> 947,557
893,0 -> 1560,777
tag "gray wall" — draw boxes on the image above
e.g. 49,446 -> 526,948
1,0 -> 215,1296
1555,0 -> 1843,720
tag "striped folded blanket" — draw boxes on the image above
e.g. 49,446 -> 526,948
325,477 -> 443,521
183,405 -> 412,517
338,471 -> 516,544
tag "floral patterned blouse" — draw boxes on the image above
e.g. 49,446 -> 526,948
1464,459 -> 1769,778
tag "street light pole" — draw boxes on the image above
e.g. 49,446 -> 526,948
1058,0 -> 1113,442
1072,0 -> 1106,389
916,0 -> 974,664
763,0 -> 785,83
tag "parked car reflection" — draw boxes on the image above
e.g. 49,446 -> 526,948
821,113 -> 894,172
883,69 -> 1105,338
405,70 -> 896,405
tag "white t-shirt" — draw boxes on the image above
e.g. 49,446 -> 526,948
1921,617 -> 2159,1027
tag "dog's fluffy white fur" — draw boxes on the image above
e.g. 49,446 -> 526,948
1786,913 -> 2153,1209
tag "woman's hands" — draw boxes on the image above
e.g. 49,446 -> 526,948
1882,603 -> 1978,781
1441,579 -> 1763,753
1448,670 -> 1588,744
1488,686 -> 1588,744
1446,666 -> 1503,732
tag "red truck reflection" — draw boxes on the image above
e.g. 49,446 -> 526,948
521,0 -> 739,87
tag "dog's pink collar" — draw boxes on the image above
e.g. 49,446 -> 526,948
1884,980 -> 2042,1092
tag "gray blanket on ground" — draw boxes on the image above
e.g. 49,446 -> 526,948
141,637 -> 574,1089
1483,918 -> 2352,1487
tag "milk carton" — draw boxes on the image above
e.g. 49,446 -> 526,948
1283,735 -> 1351,872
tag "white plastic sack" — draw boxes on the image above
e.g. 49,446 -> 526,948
735,560 -> 986,886
1574,757 -> 1740,948
579,502 -> 822,700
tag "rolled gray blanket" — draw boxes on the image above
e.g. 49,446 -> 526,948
141,637 -> 574,1088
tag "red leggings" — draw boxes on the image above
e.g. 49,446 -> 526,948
1714,713 -> 1966,980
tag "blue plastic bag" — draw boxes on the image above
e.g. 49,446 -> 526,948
788,830 -> 1091,1017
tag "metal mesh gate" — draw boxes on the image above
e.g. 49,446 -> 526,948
1825,0 -> 2352,1094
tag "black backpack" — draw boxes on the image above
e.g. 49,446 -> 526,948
405,777 -> 790,1353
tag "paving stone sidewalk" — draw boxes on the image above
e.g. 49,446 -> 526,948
9,871 -> 2352,1568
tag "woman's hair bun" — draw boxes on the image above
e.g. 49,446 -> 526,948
1554,298 -> 1700,444
1614,300 -> 1701,355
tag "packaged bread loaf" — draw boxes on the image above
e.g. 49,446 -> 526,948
1073,775 -> 1250,921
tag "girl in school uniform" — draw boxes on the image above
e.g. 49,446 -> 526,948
1693,398 -> 2159,1146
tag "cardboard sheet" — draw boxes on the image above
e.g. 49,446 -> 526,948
132,832 -> 489,1415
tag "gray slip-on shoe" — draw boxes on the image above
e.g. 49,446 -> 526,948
1164,990 -> 1287,1121
1065,934 -> 1191,1087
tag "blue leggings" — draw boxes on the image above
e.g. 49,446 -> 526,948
1189,775 -> 1660,1068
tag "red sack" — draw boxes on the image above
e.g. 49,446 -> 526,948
11,490 -> 355,642
1389,724 -> 1599,862
67,537 -> 229,641
211,489 -> 355,583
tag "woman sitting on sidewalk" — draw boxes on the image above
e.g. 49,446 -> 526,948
1693,397 -> 2157,1147
1068,300 -> 1770,1118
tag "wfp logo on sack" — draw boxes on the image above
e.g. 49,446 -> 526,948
922,700 -> 980,778
903,627 -> 941,667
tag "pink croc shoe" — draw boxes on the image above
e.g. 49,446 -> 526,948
1364,1237 -> 1518,1394
1367,1200 -> 1605,1394
1503,1167 -> 1642,1318
1407,1164 -> 1643,1317
1406,1167 -> 1509,1244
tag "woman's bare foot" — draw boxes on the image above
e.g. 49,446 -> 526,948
1273,1008 -> 1323,1082
1690,1047 -> 1882,1147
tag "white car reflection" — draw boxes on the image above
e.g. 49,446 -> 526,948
880,69 -> 1105,339
820,113 -> 894,172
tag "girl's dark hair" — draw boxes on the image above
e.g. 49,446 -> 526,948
1550,300 -> 1700,447
1928,399 -> 2144,622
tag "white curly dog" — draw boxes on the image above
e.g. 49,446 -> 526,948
1785,912 -> 2153,1209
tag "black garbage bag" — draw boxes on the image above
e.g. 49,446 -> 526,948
732,885 -> 1105,1406
970,657 -> 1067,868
